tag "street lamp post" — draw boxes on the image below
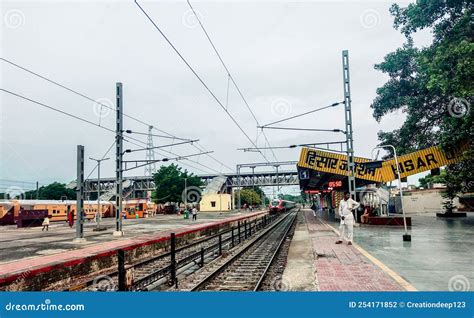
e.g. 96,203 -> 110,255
89,157 -> 110,231
372,145 -> 411,241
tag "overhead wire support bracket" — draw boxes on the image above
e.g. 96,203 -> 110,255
125,129 -> 192,142
124,139 -> 199,153
122,151 -> 213,172
258,126 -> 346,133
237,141 -> 346,151
260,101 -> 343,128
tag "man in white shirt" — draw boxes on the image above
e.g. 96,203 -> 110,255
336,191 -> 360,245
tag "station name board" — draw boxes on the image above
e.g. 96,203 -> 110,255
298,143 -> 468,182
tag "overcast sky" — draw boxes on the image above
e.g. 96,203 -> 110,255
0,0 -> 432,193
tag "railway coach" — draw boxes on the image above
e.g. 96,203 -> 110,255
0,200 -> 116,225
269,199 -> 296,214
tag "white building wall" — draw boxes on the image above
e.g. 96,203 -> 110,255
401,189 -> 459,214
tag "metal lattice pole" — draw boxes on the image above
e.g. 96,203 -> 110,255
144,125 -> 156,176
342,50 -> 356,201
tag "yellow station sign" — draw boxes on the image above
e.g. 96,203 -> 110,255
298,148 -> 381,182
298,143 -> 469,182
377,144 -> 469,182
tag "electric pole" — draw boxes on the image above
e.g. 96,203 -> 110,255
74,145 -> 86,243
89,157 -> 110,231
342,50 -> 356,201
114,82 -> 124,237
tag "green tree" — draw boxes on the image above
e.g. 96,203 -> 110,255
152,164 -> 203,204
418,170 -> 447,188
235,188 -> 262,206
242,186 -> 266,203
24,182 -> 76,200
372,1 -> 473,209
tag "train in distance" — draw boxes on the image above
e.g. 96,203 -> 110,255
268,199 -> 296,214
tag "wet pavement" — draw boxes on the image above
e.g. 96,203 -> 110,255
283,210 -> 407,291
321,211 -> 474,291
0,211 -> 261,264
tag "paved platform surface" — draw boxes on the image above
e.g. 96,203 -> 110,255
283,209 -> 410,291
287,209 -> 473,291
349,212 -> 474,291
0,210 -> 265,278
282,213 -> 318,291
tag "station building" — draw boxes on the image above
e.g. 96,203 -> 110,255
199,176 -> 232,212
200,193 -> 232,212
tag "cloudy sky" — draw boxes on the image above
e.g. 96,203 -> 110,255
1,0 -> 432,193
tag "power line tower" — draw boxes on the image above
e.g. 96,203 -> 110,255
144,125 -> 156,176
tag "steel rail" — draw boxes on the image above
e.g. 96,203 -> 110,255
253,211 -> 297,291
67,214 -> 274,291
190,211 -> 297,291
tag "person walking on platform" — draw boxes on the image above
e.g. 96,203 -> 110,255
42,216 -> 50,231
192,207 -> 198,221
68,210 -> 74,228
336,191 -> 360,245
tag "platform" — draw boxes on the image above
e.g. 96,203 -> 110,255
283,209 -> 474,291
368,216 -> 412,226
283,209 -> 415,291
0,210 -> 267,290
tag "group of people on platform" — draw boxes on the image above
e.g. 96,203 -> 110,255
182,206 -> 198,221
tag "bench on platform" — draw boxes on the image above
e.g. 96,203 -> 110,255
367,216 -> 411,226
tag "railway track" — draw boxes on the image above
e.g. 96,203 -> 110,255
69,214 -> 278,291
187,211 -> 297,291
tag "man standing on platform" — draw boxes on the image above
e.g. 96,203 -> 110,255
336,191 -> 360,245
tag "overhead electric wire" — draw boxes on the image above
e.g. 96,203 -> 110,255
85,140 -> 116,180
134,0 -> 270,163
0,88 -> 222,175
238,140 -> 346,151
122,151 -> 212,172
125,130 -> 191,141
0,88 -> 115,133
0,57 -> 231,172
191,143 -> 233,172
261,101 -> 344,128
259,126 -> 345,133
1,57 -> 166,133
186,0 -> 278,161
0,179 -> 38,185
126,139 -> 199,153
